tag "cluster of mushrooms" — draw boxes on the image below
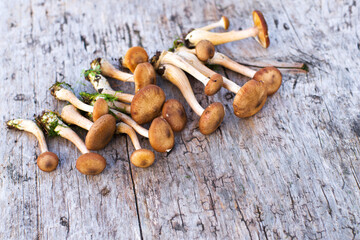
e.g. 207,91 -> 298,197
8,11 -> 286,175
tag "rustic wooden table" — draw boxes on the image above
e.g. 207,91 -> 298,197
1,0 -> 359,239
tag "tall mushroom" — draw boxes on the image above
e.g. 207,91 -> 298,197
151,51 -> 223,96
197,16 -> 230,31
7,119 -> 59,172
175,49 -> 267,118
37,112 -> 106,175
185,10 -> 269,48
158,64 -> 225,135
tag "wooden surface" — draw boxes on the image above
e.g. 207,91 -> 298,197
1,0 -> 360,239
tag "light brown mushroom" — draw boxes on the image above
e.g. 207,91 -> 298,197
7,119 -> 59,172
185,10 -> 269,48
175,49 -> 267,118
93,98 -> 109,121
161,99 -> 187,132
197,16 -> 230,31
148,117 -> 175,152
61,105 -> 116,150
120,46 -> 149,72
38,112 -> 106,175
116,122 -> 155,168
151,51 -> 223,96
158,64 -> 225,134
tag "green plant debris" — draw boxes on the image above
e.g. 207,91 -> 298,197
168,37 -> 184,52
37,111 -> 67,137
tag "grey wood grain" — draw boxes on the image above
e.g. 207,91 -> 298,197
1,0 -> 359,239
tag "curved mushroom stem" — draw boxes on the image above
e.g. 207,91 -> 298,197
79,92 -> 131,114
57,125 -> 89,154
107,100 -> 131,114
209,52 -> 256,77
91,58 -> 134,82
51,84 -> 93,112
116,122 -> 141,150
111,110 -> 149,138
7,119 -> 48,153
61,105 -> 93,130
197,16 -> 230,31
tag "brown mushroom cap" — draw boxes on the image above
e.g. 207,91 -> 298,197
205,74 -> 223,96
252,10 -> 269,48
85,114 -> 116,150
93,98 -> 109,121
161,99 -> 187,132
233,79 -> 267,118
37,151 -> 59,172
122,46 -> 149,72
133,62 -> 157,93
76,152 -> 106,175
130,149 -> 155,168
130,85 -> 166,125
199,102 -> 225,135
222,16 -> 230,30
195,40 -> 215,61
149,117 -> 174,153
253,67 -> 282,96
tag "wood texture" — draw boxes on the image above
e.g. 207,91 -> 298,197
1,0 -> 359,239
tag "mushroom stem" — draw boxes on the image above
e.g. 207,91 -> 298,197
116,122 -> 141,150
197,16 -> 230,31
51,84 -> 93,112
7,119 -> 48,153
61,105 -> 93,130
57,125 -> 90,154
111,111 -> 149,138
91,58 -> 134,82
79,92 -> 131,114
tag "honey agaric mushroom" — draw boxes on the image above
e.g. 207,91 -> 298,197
79,92 -> 131,114
185,10 -> 269,48
158,64 -> 225,135
175,50 -> 267,118
197,16 -> 230,31
7,119 -> 59,172
90,58 -> 156,93
60,105 -> 116,150
207,51 -> 282,95
120,46 -> 149,73
116,122 -> 155,168
148,117 -> 175,152
162,99 -> 187,132
151,51 -> 223,96
93,98 -> 109,121
50,82 -> 148,138
38,112 -> 106,175
130,84 -> 166,125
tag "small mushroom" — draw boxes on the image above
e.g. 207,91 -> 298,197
175,50 -> 267,118
120,46 -> 149,72
50,83 -> 149,138
158,64 -> 225,134
80,92 -> 131,114
61,105 -> 116,150
130,84 -> 166,125
91,58 -> 156,93
93,98 -> 109,121
7,119 -> 59,172
116,122 -> 155,168
185,10 -> 269,48
161,99 -> 187,132
207,51 -> 282,95
148,117 -> 175,152
197,16 -> 230,31
151,51 -> 223,96
195,40 -> 215,62
38,112 -> 106,175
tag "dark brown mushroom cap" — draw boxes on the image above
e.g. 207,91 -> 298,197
37,151 -> 59,172
130,149 -> 155,168
253,67 -> 282,96
122,46 -> 149,73
195,40 -> 215,61
133,62 -> 157,93
205,74 -> 223,96
93,98 -> 109,121
199,102 -> 225,135
76,152 -> 106,175
161,99 -> 187,132
85,114 -> 116,150
233,79 -> 267,118
130,85 -> 166,125
252,10 -> 269,48
149,117 -> 174,153
222,16 -> 230,30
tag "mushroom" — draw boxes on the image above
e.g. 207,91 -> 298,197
207,51 -> 282,95
60,105 -> 116,150
197,16 -> 230,31
151,51 -> 223,96
37,112 -> 106,175
148,117 -> 175,152
115,122 -> 155,168
120,46 -> 149,72
79,92 -> 131,114
175,49 -> 267,118
7,119 -> 59,172
90,58 -> 156,93
157,64 -> 225,135
93,98 -> 109,121
161,99 -> 187,132
185,10 -> 269,48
